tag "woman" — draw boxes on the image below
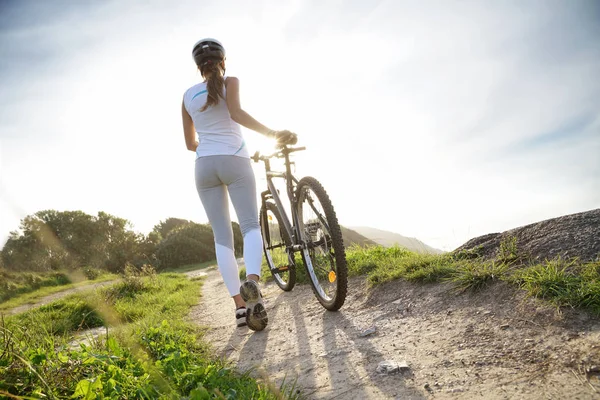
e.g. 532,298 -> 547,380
181,38 -> 296,331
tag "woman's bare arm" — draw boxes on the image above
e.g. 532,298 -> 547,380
225,77 -> 276,137
181,98 -> 198,151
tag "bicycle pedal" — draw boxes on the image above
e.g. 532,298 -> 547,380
274,265 -> 290,272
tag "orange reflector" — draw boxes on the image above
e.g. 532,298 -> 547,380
268,214 -> 273,221
328,271 -> 337,283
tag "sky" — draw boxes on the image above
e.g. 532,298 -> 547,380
0,0 -> 599,252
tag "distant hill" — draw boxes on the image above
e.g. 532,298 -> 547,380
348,226 -> 444,254
340,226 -> 378,248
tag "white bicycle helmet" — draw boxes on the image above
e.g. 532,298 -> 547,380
192,38 -> 226,66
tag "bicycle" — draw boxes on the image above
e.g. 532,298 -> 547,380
251,143 -> 348,311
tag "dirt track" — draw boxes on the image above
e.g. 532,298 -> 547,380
189,265 -> 600,399
4,280 -> 118,315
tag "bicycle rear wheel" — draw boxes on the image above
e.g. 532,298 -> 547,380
296,176 -> 347,310
260,201 -> 296,291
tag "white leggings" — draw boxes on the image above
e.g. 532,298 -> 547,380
195,155 -> 263,297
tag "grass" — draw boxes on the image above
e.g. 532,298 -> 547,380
511,258 -> 600,314
347,245 -> 456,284
240,245 -> 457,285
8,294 -> 105,336
0,271 -> 118,312
0,267 -> 299,399
247,238 -> 600,316
497,235 -> 519,263
449,260 -> 511,292
246,245 -> 469,285
346,245 -> 507,291
347,243 -> 599,315
0,270 -> 72,303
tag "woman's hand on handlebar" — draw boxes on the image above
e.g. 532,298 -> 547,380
274,130 -> 298,145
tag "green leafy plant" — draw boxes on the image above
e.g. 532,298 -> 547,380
498,235 -> 519,263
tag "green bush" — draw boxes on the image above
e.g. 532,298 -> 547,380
104,264 -> 158,304
0,270 -> 71,303
82,267 -> 101,280
155,224 -> 215,270
154,222 -> 243,270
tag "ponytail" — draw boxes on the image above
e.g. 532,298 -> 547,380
199,60 -> 225,112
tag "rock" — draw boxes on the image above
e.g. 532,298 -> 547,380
301,366 -> 314,374
318,349 -> 350,358
500,324 -> 510,330
68,326 -> 107,350
452,208 -> 600,262
564,333 -> 580,341
424,383 -> 432,392
447,388 -> 465,393
587,365 -> 600,374
525,339 -> 535,343
376,360 -> 410,374
359,325 -> 377,337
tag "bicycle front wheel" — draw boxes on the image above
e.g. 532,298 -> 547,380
260,201 -> 296,291
296,176 -> 347,310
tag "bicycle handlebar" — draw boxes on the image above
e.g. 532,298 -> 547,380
251,146 -> 306,163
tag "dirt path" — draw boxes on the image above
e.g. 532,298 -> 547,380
189,265 -> 600,399
4,268 -> 210,316
5,280 -> 118,315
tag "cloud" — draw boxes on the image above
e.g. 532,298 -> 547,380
1,0 -> 598,251
274,0 -> 600,249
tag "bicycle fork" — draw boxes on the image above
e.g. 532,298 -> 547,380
260,190 -> 304,274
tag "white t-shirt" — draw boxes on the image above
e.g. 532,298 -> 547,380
183,77 -> 249,159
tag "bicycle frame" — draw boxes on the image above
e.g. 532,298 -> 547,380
254,146 -> 306,252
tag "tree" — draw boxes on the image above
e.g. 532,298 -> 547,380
0,210 -> 246,273
231,222 -> 244,257
152,218 -> 193,240
155,222 -> 216,270
0,210 -> 151,273
34,210 -> 102,269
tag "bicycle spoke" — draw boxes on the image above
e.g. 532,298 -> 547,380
299,184 -> 343,302
306,195 -> 331,232
261,203 -> 295,291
